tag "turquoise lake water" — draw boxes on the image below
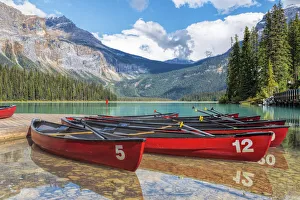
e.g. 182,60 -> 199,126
0,102 -> 300,199
0,102 -> 299,122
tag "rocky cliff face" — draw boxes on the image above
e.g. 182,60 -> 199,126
0,2 -> 151,84
0,2 -> 230,99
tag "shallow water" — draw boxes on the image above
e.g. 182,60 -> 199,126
0,139 -> 299,200
0,103 -> 300,199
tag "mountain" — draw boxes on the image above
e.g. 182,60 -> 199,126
0,2 -> 229,99
164,58 -> 195,65
256,4 -> 300,34
116,51 -> 229,99
0,2 -> 193,81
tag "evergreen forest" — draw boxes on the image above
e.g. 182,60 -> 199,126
225,2 -> 299,103
0,65 -> 117,101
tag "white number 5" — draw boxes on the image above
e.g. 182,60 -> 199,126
115,145 -> 125,160
232,139 -> 254,153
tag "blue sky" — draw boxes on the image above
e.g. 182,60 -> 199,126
1,0 -> 297,61
27,0 -> 279,34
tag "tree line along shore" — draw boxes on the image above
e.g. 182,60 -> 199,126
222,2 -> 300,104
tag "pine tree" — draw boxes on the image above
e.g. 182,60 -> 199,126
249,27 -> 259,96
288,13 -> 300,86
269,2 -> 291,91
266,59 -> 278,95
226,35 -> 241,101
240,26 -> 252,100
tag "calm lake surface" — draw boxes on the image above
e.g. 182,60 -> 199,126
0,102 -> 300,199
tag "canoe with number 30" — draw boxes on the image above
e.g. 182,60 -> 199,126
26,119 -> 146,171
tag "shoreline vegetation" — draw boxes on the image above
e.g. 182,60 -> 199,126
0,65 -> 117,101
221,2 -> 300,105
0,100 -> 218,103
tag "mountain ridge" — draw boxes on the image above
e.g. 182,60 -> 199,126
2,2 -> 297,99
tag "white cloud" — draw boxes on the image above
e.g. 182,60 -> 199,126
129,0 -> 149,12
100,13 -> 263,61
92,32 -> 102,41
0,0 -> 47,17
172,0 -> 258,13
187,12 -> 264,60
101,19 -> 194,61
282,0 -> 300,7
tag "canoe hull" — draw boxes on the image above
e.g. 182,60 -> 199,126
201,126 -> 288,147
0,105 -> 16,119
61,118 -> 272,162
144,133 -> 272,162
28,122 -> 145,171
62,117 -> 287,148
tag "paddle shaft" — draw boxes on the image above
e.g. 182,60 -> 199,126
80,120 -> 107,139
203,118 -> 237,129
196,109 -> 244,124
210,107 -> 225,115
181,124 -> 214,137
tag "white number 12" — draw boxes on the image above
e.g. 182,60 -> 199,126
232,139 -> 254,153
115,145 -> 125,160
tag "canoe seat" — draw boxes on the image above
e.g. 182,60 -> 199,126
36,125 -> 70,134
57,126 -> 70,132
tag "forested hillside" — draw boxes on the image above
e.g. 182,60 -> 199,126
0,66 -> 117,101
115,52 -> 229,100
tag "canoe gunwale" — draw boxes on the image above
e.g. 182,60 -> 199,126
31,118 -> 145,142
62,117 -> 274,139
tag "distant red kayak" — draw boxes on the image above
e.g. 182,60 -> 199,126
0,105 -> 16,119
61,118 -> 273,162
27,119 -> 146,171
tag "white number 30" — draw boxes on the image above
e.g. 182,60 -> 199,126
232,139 -> 254,153
115,145 -> 125,160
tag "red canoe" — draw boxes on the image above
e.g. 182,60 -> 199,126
88,117 -> 285,127
0,105 -> 16,119
68,117 -> 288,148
61,118 -> 273,162
153,125 -> 288,148
97,112 -> 179,119
174,115 -> 261,122
27,119 -> 146,171
199,126 -> 288,147
143,132 -> 272,161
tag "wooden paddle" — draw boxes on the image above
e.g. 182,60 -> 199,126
51,131 -> 93,137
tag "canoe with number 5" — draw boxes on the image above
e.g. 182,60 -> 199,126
26,119 -> 146,171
